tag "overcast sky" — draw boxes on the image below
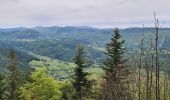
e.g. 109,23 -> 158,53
0,0 -> 169,28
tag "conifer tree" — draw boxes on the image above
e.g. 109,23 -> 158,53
72,45 -> 92,100
101,28 -> 131,100
8,50 -> 18,100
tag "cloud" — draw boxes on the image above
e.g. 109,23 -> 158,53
0,0 -> 169,28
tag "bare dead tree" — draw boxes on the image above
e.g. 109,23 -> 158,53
149,35 -> 155,100
145,61 -> 149,100
154,12 -> 160,100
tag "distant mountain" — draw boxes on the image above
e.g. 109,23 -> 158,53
0,26 -> 169,48
0,26 -> 170,66
0,29 -> 44,40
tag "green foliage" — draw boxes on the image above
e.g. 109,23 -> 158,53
60,81 -> 75,100
28,53 -> 75,80
0,74 -> 8,99
72,46 -> 93,100
0,26 -> 170,100
8,50 -> 19,100
17,39 -> 105,63
0,41 -> 36,73
128,70 -> 170,100
103,28 -> 125,72
101,28 -> 132,100
19,68 -> 62,100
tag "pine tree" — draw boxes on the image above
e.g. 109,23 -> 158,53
101,28 -> 131,100
8,50 -> 18,100
72,45 -> 92,100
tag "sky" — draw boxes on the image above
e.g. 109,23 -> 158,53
0,0 -> 169,28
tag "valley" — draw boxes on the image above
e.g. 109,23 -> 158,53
0,26 -> 170,76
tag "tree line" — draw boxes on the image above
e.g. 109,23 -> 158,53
0,15 -> 170,100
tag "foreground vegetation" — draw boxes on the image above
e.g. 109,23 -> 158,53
1,16 -> 170,100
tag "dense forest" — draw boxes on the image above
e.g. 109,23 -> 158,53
1,15 -> 170,100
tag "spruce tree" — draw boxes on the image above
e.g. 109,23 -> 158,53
8,50 -> 18,100
101,28 -> 131,100
72,45 -> 92,100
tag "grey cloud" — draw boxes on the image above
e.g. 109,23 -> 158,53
0,0 -> 169,28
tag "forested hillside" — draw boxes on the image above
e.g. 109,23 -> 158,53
0,41 -> 37,73
0,26 -> 170,100
0,27 -> 170,63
